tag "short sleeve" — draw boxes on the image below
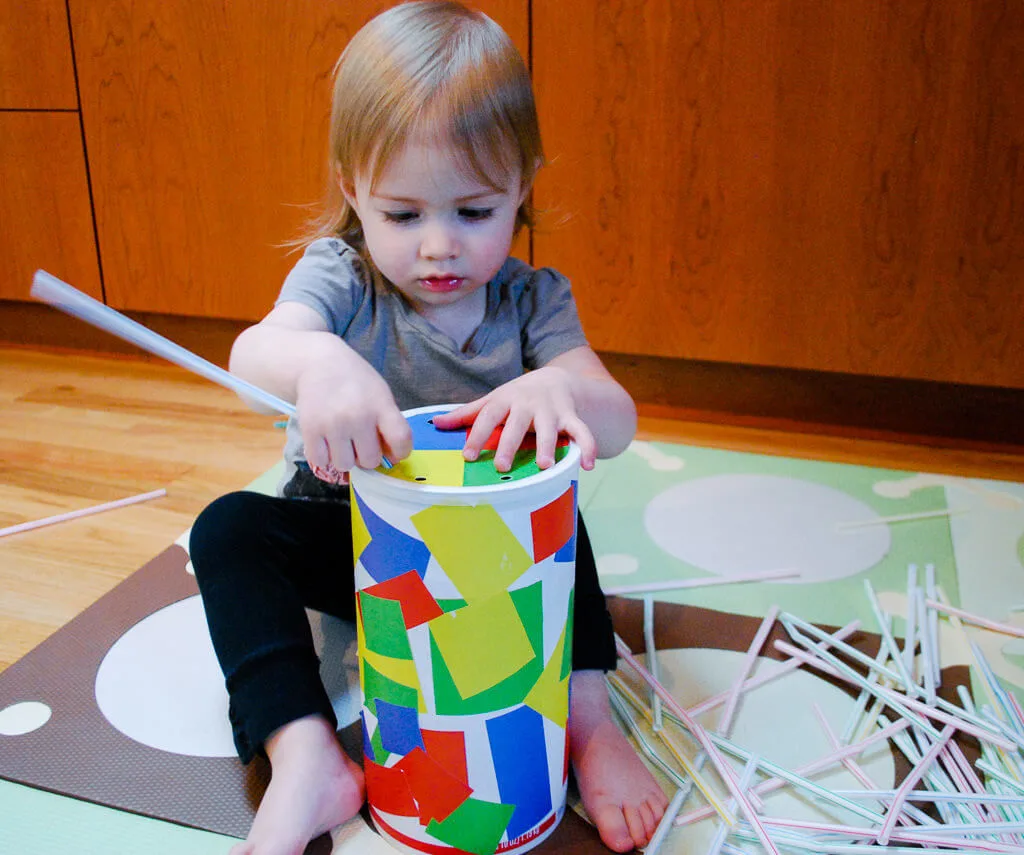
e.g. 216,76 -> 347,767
275,238 -> 368,335
517,267 -> 590,369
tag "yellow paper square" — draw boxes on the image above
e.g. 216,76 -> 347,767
524,629 -> 569,726
412,504 -> 532,602
386,450 -> 465,487
429,592 -> 534,699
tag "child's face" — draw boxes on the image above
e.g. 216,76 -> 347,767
344,138 -> 526,314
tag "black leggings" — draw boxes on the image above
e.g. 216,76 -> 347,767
189,488 -> 616,762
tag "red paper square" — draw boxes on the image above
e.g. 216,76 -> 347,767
530,486 -> 576,562
364,570 -> 443,628
396,747 -> 474,825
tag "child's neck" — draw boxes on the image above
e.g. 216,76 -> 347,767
416,285 -> 487,352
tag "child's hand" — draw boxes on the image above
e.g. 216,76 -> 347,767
431,367 -> 597,473
295,357 -> 412,481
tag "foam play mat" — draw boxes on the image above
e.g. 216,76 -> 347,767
2,439 -> 1023,854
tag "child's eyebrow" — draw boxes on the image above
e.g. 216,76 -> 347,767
374,190 -> 509,204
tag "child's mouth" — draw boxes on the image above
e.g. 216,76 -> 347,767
420,277 -> 463,293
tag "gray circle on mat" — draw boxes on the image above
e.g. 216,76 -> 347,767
644,474 -> 891,582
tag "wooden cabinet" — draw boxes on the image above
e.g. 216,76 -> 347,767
69,0 -> 528,322
0,0 -> 77,109
532,0 -> 1024,389
0,0 -> 101,302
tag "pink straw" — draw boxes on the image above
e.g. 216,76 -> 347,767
878,724 -> 955,844
718,606 -> 780,737
0,488 -> 167,538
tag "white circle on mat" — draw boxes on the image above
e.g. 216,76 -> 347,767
644,474 -> 890,582
95,596 -> 237,757
597,553 -> 639,576
95,597 -> 360,758
0,701 -> 52,736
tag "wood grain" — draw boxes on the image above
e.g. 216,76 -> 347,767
0,0 -> 77,109
532,0 -> 1024,389
69,0 -> 529,322
0,112 -> 102,301
2,344 -> 1021,673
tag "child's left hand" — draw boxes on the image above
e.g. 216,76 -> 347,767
430,366 -> 598,473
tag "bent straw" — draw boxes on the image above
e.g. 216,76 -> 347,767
614,635 -> 780,855
877,724 -> 956,844
0,488 -> 167,538
30,271 -> 394,469
689,620 -> 862,719
643,786 -> 688,855
643,595 -> 663,730
718,606 -> 779,738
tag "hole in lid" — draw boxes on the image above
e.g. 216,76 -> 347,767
415,476 -> 427,482
500,475 -> 512,481
427,418 -> 434,425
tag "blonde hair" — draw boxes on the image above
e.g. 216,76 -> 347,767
302,0 -> 544,251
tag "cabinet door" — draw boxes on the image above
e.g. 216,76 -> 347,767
71,0 -> 528,322
0,113 -> 102,301
0,0 -> 77,109
533,1 -> 1024,389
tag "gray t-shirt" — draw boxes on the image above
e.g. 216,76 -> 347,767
274,237 -> 590,490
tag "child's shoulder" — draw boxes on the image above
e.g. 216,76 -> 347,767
497,256 -> 572,301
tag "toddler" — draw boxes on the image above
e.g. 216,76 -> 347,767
190,2 -> 669,853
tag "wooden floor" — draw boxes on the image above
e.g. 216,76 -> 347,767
2,344 -> 1023,674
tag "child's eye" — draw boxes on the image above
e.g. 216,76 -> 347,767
383,211 -> 418,224
459,207 -> 495,221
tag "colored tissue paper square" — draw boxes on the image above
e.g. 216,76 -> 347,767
365,570 -> 444,628
553,481 -> 579,563
354,493 -> 431,583
387,449 -> 466,487
486,705 -> 552,840
375,699 -> 424,757
430,583 -> 545,715
421,729 -> 469,786
361,709 -> 376,763
412,505 -> 532,602
428,593 -> 534,700
406,411 -> 468,450
363,657 -> 419,717
351,497 -> 372,564
396,747 -> 473,825
530,485 -> 576,562
359,591 -> 413,659
524,630 -> 570,727
426,796 -> 515,855
364,757 -> 418,818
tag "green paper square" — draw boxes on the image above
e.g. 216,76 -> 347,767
359,590 -> 413,659
426,796 -> 515,855
462,446 -> 568,487
362,657 -> 418,716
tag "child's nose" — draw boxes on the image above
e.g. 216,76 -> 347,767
420,224 -> 458,260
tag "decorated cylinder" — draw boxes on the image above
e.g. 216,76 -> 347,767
348,406 -> 580,855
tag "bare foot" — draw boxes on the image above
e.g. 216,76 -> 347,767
568,670 -> 669,852
230,715 -> 365,855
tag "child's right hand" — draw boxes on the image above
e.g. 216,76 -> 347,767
294,354 -> 412,482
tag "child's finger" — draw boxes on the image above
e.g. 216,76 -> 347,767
462,405 -> 505,462
493,411 -> 531,472
566,418 -> 597,470
532,414 -> 558,469
430,402 -> 479,431
379,409 -> 414,461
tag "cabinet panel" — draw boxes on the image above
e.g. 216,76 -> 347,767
0,0 -> 77,109
0,113 -> 102,302
71,0 -> 528,322
533,0 -> 1024,389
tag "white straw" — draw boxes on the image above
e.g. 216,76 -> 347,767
32,270 -> 297,416
603,568 -> 798,596
836,508 -> 965,530
0,489 -> 167,538
718,606 -> 779,737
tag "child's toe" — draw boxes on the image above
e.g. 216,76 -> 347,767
592,803 -> 636,852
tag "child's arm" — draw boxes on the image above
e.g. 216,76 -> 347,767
431,346 -> 636,473
230,301 -> 412,474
